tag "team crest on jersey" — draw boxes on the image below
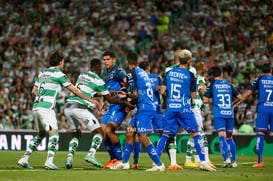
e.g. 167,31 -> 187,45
110,73 -> 114,79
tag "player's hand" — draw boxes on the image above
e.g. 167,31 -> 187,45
117,91 -> 127,98
88,98 -> 100,108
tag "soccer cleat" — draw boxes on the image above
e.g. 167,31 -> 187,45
110,161 -> 130,170
65,157 -> 73,169
17,158 -> 33,169
146,163 -> 165,172
208,162 -> 217,169
84,155 -> 103,168
166,164 -> 183,170
184,161 -> 198,168
200,162 -> 216,172
131,164 -> 139,169
193,162 -> 200,167
231,162 -> 237,168
252,162 -> 264,168
103,159 -> 117,168
222,158 -> 231,168
44,161 -> 61,170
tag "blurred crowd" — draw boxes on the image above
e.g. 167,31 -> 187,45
0,0 -> 272,134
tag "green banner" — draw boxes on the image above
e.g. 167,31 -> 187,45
1,131 -> 273,156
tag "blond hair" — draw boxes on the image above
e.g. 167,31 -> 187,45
174,49 -> 192,64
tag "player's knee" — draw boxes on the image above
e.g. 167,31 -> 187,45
93,127 -> 104,136
167,135 -> 176,145
72,129 -> 81,140
226,133 -> 232,138
106,123 -> 117,134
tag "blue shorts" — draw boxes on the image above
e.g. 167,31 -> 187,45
129,110 -> 154,134
152,112 -> 164,133
101,106 -> 126,126
163,111 -> 199,135
214,117 -> 234,133
255,106 -> 273,132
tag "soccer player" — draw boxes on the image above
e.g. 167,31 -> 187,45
236,63 -> 273,168
64,58 -> 134,169
101,51 -> 127,168
129,61 -> 164,169
110,51 -> 165,171
185,60 -> 211,167
163,49 -> 195,170
203,66 -> 242,168
156,49 -> 216,172
17,51 -> 98,170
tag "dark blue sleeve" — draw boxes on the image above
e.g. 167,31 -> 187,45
117,67 -> 127,80
190,71 -> 197,92
204,83 -> 213,98
249,77 -> 259,92
126,68 -> 137,93
231,84 -> 240,97
158,75 -> 163,86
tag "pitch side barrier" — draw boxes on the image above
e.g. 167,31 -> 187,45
1,130 -> 273,156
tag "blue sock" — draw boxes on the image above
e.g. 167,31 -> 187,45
227,138 -> 236,162
156,135 -> 169,158
146,144 -> 162,166
113,142 -> 122,160
219,136 -> 229,161
133,141 -> 142,164
256,134 -> 264,163
123,143 -> 133,163
194,135 -> 205,161
104,139 -> 115,160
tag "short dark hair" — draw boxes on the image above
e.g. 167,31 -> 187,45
127,51 -> 138,65
90,58 -> 102,70
262,63 -> 271,73
49,51 -> 64,66
211,66 -> 222,77
139,61 -> 150,71
103,51 -> 116,58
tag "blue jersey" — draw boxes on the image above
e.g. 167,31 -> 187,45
104,65 -> 126,91
249,75 -> 273,107
205,79 -> 240,118
148,73 -> 162,112
127,67 -> 156,111
165,67 -> 196,112
104,65 -> 126,107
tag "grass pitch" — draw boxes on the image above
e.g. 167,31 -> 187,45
0,151 -> 272,181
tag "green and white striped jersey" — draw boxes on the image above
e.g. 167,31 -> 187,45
67,71 -> 109,109
33,67 -> 72,110
192,73 -> 205,109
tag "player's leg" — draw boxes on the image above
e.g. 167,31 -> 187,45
43,109 -> 60,170
18,110 -> 46,169
64,107 -> 81,169
84,127 -> 104,168
101,111 -> 116,167
165,135 -> 183,170
252,108 -> 270,168
131,134 -> 141,169
106,122 -> 122,161
110,125 -> 135,170
110,115 -> 137,170
226,118 -> 237,168
181,112 -> 216,171
137,111 -> 164,171
185,133 -> 195,167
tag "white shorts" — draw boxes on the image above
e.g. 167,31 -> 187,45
64,107 -> 101,132
192,107 -> 203,130
33,109 -> 58,132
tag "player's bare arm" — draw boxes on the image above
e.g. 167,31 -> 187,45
32,86 -> 37,97
66,84 -> 99,107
